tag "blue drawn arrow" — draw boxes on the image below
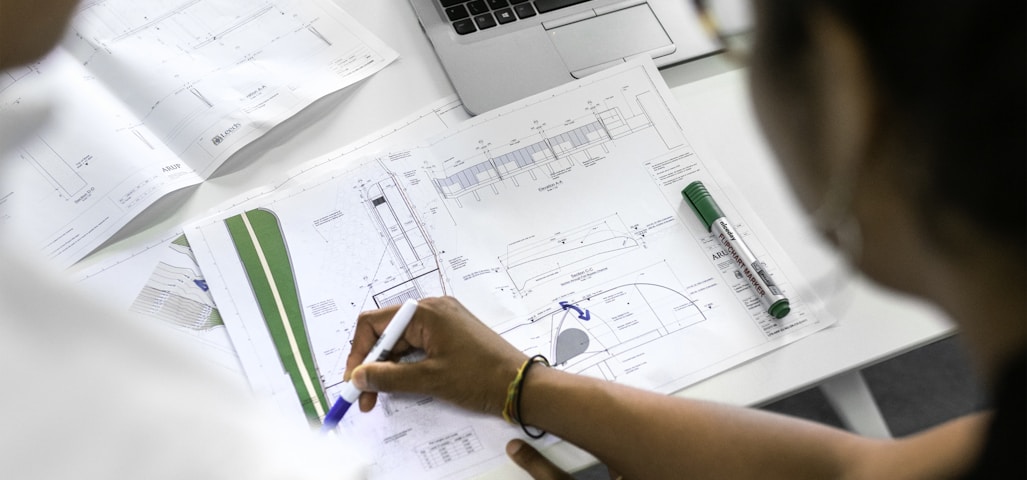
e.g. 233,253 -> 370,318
559,301 -> 590,320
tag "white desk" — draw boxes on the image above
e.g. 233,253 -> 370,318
82,0 -> 957,475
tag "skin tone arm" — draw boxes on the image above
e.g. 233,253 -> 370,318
347,297 -> 988,480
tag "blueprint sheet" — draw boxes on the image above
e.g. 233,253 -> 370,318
72,97 -> 469,391
0,0 -> 397,267
185,59 -> 834,479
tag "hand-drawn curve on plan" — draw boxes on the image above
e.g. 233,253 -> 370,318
501,274 -> 708,376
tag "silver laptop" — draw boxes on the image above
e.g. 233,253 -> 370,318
409,0 -> 720,114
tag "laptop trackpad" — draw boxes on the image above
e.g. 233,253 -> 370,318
547,4 -> 674,78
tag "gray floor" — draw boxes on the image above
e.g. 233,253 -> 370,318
573,335 -> 987,479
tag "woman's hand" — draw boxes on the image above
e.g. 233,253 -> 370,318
345,296 -> 528,417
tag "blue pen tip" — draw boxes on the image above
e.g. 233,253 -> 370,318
320,398 -> 353,433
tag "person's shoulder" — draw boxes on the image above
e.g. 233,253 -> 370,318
960,349 -> 1025,479
0,249 -> 371,479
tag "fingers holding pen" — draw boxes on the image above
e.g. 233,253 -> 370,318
351,359 -> 439,413
344,303 -> 421,380
345,296 -> 454,379
343,304 -> 405,413
344,299 -> 436,412
343,296 -> 527,417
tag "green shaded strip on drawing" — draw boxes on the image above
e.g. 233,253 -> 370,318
224,209 -> 328,422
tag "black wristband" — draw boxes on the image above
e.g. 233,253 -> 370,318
515,354 -> 549,439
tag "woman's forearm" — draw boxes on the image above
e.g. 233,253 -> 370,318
518,367 -> 861,479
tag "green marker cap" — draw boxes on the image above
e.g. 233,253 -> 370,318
681,181 -> 724,232
769,299 -> 791,319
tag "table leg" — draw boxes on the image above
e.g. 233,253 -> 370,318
819,370 -> 892,438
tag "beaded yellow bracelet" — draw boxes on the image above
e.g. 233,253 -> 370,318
502,354 -> 550,438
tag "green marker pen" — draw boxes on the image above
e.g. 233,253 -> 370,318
682,181 -> 790,319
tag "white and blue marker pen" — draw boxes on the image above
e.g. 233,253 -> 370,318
321,298 -> 418,432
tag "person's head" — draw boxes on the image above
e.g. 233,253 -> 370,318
0,0 -> 80,70
744,1 -> 1024,293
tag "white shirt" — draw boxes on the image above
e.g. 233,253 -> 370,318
0,229 -> 370,479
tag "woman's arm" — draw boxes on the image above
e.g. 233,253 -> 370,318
347,296 -> 986,479
519,365 -> 987,479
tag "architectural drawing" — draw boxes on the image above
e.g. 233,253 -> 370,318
19,139 -> 88,199
363,177 -> 445,307
430,105 -> 654,202
414,428 -> 485,471
499,214 -> 642,297
0,0 -> 397,267
69,0 -> 363,156
70,97 -> 470,409
498,261 -> 708,381
224,208 -> 329,421
130,243 -> 224,331
186,60 -> 831,480
125,234 -> 242,377
222,167 -> 446,422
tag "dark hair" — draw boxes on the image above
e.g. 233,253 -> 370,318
761,1 -> 1025,247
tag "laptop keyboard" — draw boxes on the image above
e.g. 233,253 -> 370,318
440,0 -> 594,35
